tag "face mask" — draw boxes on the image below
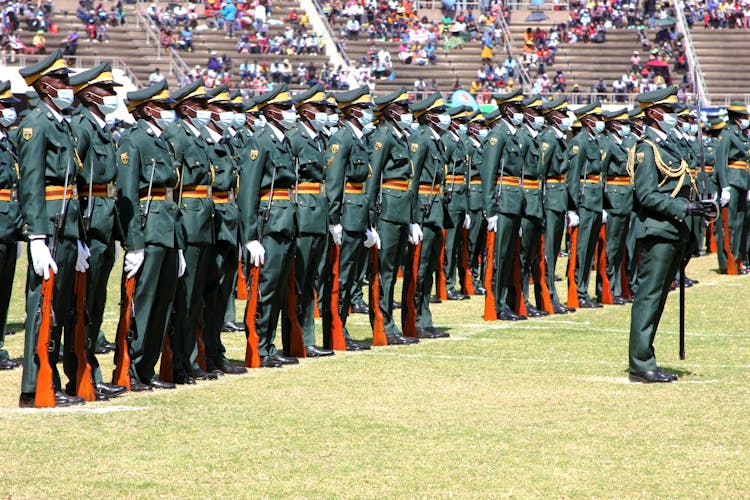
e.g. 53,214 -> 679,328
51,88 -> 74,110
532,116 -> 545,130
457,123 -> 468,135
311,111 -> 328,131
190,109 -> 212,128
0,108 -> 17,127
592,120 -> 605,134
214,111 -> 234,130
558,117 -> 573,132
740,119 -> 750,130
357,108 -> 374,127
326,113 -> 339,126
155,109 -> 176,128
279,108 -> 297,129
232,112 -> 246,128
328,126 -> 339,135
252,114 -> 267,131
659,112 -> 678,132
478,128 -> 489,139
680,121 -> 692,134
396,112 -> 413,129
618,124 -> 631,137
95,94 -> 118,115
362,121 -> 375,134
690,123 -> 699,135
435,114 -> 451,131
509,112 -> 524,126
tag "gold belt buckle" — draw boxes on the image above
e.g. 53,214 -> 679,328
165,188 -> 174,202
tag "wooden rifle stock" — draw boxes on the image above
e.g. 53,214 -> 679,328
403,241 -> 421,337
244,264 -> 262,367
620,257 -> 633,301
436,229 -> 448,300
512,236 -> 527,317
537,234 -> 554,314
35,271 -> 56,408
461,227 -> 475,296
721,207 -> 738,275
113,275 -> 135,390
566,226 -> 580,309
707,220 -> 717,254
195,308 -> 207,371
287,264 -> 307,358
158,312 -> 174,382
596,224 -> 613,305
327,243 -> 347,350
483,230 -> 497,320
369,245 -> 387,346
236,257 -> 248,300
73,272 -> 95,401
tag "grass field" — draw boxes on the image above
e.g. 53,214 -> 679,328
1,250 -> 750,498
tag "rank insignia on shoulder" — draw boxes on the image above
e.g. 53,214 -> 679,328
22,128 -> 33,141
636,151 -> 645,164
601,152 -> 606,161
373,141 -> 382,151
250,149 -> 258,160
489,137 -> 497,146
410,143 -> 419,153
331,144 -> 340,154
571,145 -> 579,154
120,152 -> 128,165
542,142 -> 550,151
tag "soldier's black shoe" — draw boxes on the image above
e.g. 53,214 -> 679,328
190,369 -> 219,380
351,303 -> 369,314
305,345 -> 334,357
148,376 -> 176,389
345,338 -> 371,351
612,296 -> 628,305
260,356 -> 283,368
130,381 -> 154,392
552,303 -> 569,314
4,329 -> 15,335
174,373 -> 196,385
95,382 -> 127,397
392,301 -> 402,309
525,304 -> 542,317
0,359 -> 19,370
18,390 -> 87,408
95,341 -> 116,354
94,390 -> 110,401
740,267 -> 749,275
657,368 -> 678,381
425,327 -> 449,338
386,333 -> 419,345
430,296 -> 442,304
628,370 -> 673,383
578,299 -> 603,308
270,353 -> 300,365
217,363 -> 248,374
498,310 -> 527,321
473,285 -> 486,295
222,321 -> 244,332
447,289 -> 467,300
416,328 -> 439,339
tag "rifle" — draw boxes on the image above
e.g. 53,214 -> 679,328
596,224 -> 613,305
286,267 -> 307,357
141,159 -> 157,229
195,306 -> 207,371
483,229 -> 497,320
460,222 -> 475,296
566,225 -> 580,309
326,163 -> 347,350
159,308 -> 175,382
536,234 -> 554,314
34,155 -> 72,407
73,272 -> 95,401
369,183 -> 387,347
112,275 -> 135,390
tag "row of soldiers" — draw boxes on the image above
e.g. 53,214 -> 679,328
1,50 -> 747,406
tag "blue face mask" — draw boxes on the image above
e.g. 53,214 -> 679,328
155,109 -> 176,129
232,112 -> 246,128
190,109 -> 212,128
659,112 -> 678,132
95,94 -> 119,115
278,108 -> 297,129
51,88 -> 74,110
357,108 -> 374,127
592,120 -> 605,134
0,108 -> 17,127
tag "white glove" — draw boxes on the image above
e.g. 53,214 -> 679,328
408,223 -> 423,244
486,215 -> 498,232
747,190 -> 750,202
601,210 -> 608,224
177,249 -> 187,277
463,213 -> 471,230
328,224 -> 343,245
364,227 -> 380,249
29,237 -> 58,280
720,187 -> 731,207
567,211 -> 580,227
245,240 -> 265,267
75,240 -> 90,272
124,249 -> 145,278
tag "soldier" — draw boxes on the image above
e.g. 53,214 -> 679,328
464,110 -> 492,295
539,97 -> 574,314
17,50 -> 89,407
117,80 -> 183,391
566,101 -> 605,308
600,108 -> 635,304
198,85 -> 247,375
162,80 -> 217,384
704,118 -> 732,271
367,86 -> 420,345
0,80 -> 21,371
285,84 -> 334,357
480,89 -> 527,320
405,92 -> 450,338
626,106 -> 647,289
627,86 -> 712,383
441,105 -> 472,301
238,84 -> 300,367
323,85 -> 378,350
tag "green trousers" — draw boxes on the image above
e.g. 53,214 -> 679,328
467,209 -> 486,289
491,213 -> 521,313
124,245 -> 178,383
520,216 -> 544,309
626,212 -> 638,292
629,236 -> 687,373
21,238 -> 76,394
290,232 -> 326,349
544,209 -> 565,306
0,240 -> 17,362
573,208 -> 602,302
728,186 -> 748,264
202,241 -> 238,370
402,223 -> 441,329
605,213 -> 629,297
444,209 -> 465,292
322,230 -> 366,346
375,219 -> 408,335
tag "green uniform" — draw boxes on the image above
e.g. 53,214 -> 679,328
238,125 -> 297,358
465,135 -> 486,291
629,127 -> 694,373
0,129 -> 20,363
201,126 -> 238,370
117,119 -> 181,384
480,119 -> 524,314
441,130 -> 469,294
17,103 -> 83,394
367,121 -> 414,335
518,124 -> 545,310
286,122 -> 328,349
162,119 -> 215,378
323,121 -> 370,342
718,125 -> 750,268
704,134 -> 730,269
66,107 -> 119,388
566,130 -> 604,303
539,126 -> 568,307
